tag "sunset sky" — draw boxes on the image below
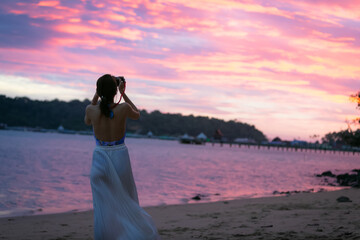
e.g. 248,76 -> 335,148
0,0 -> 359,141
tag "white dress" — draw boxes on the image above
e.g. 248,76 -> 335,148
90,143 -> 160,239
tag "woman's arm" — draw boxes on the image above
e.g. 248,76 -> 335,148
119,81 -> 140,120
84,105 -> 92,125
123,93 -> 140,120
85,92 -> 98,125
91,92 -> 99,105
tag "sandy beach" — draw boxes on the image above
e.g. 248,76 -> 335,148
1,188 -> 359,240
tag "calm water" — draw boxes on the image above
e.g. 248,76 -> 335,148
0,130 -> 359,217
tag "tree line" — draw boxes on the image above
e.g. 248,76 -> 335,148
322,91 -> 360,147
0,95 -> 268,142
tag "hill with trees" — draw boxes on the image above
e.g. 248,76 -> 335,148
0,95 -> 267,142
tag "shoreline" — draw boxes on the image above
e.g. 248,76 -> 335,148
0,186 -> 344,219
1,188 -> 359,239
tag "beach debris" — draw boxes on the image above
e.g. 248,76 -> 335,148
273,189 -> 314,196
307,223 -> 320,227
261,225 -> 273,228
191,193 -> 213,201
336,196 -> 352,203
191,194 -> 206,200
232,234 -> 243,237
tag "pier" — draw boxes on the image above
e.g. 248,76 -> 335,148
210,141 -> 360,155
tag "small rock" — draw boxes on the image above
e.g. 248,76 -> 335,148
318,171 -> 336,178
191,194 -> 201,201
307,223 -> 319,226
337,173 -> 359,186
337,196 -> 352,203
232,234 -> 243,237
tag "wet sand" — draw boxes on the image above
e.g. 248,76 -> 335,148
1,188 -> 359,239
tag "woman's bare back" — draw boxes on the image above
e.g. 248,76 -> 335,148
85,102 -> 135,142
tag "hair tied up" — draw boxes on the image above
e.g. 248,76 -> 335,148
96,74 -> 117,118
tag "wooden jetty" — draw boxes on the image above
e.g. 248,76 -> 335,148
209,141 -> 360,155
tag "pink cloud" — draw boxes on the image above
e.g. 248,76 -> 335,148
0,0 -> 359,140
37,1 -> 59,7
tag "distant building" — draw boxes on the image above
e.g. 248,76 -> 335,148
194,132 -> 207,145
180,133 -> 194,144
213,129 -> 223,141
234,138 -> 256,144
272,137 -> 282,142
270,136 -> 286,146
196,132 -> 207,141
147,131 -> 154,138
57,125 -> 65,132
57,125 -> 76,134
291,139 -> 308,146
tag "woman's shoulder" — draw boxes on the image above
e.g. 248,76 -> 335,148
86,104 -> 101,116
113,103 -> 131,117
86,104 -> 98,111
114,102 -> 131,110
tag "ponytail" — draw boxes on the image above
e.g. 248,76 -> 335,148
96,74 -> 117,118
99,96 -> 112,118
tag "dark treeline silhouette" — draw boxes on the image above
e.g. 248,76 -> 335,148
322,130 -> 360,148
0,95 -> 267,142
0,95 -> 88,130
322,91 -> 360,147
128,110 -> 267,142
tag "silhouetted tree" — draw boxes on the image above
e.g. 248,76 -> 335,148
350,91 -> 360,125
321,91 -> 360,147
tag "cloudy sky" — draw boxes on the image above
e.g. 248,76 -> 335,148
0,0 -> 359,141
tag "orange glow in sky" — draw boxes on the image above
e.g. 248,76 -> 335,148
0,0 -> 359,141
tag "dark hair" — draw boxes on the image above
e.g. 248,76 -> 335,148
96,74 -> 117,118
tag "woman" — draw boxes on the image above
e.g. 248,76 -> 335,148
84,74 -> 160,240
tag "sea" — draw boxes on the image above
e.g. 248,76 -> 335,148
0,130 -> 359,218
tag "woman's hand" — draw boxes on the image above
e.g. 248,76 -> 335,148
119,81 -> 125,95
91,92 -> 99,105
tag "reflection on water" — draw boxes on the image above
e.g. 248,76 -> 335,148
0,130 -> 358,217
